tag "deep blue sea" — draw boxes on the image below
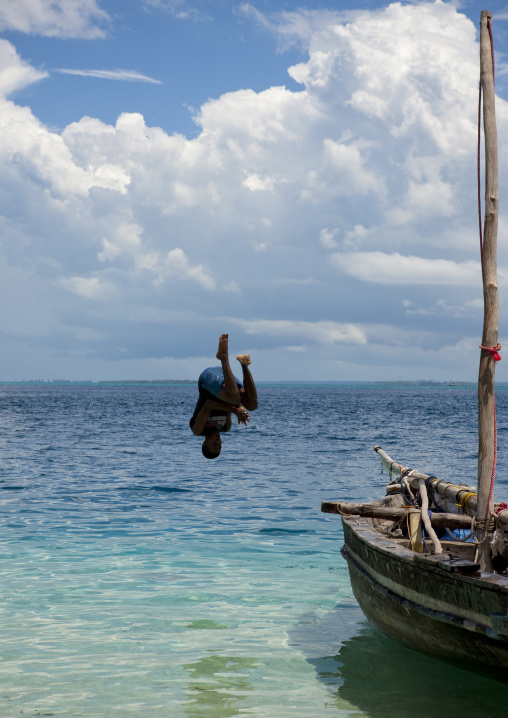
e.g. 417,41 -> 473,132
2,382 -> 508,717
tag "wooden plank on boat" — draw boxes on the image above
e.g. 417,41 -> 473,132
321,500 -> 472,529
414,553 -> 481,574
413,553 -> 453,565
443,559 -> 481,574
408,509 -> 424,553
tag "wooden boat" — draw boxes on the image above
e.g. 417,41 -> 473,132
323,451 -> 508,680
322,11 -> 508,681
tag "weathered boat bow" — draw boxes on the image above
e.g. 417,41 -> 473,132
338,501 -> 508,680
322,442 -> 508,678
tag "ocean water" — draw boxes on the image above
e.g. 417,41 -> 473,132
1,382 -> 508,717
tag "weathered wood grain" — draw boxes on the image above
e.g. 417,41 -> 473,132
477,9 -> 499,572
321,501 -> 472,529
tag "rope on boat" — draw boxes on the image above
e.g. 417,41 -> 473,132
457,491 -> 477,516
479,343 -> 502,361
417,478 -> 442,553
375,446 -> 508,560
477,14 -> 500,518
474,516 -> 496,532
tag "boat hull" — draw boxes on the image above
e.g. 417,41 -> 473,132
341,515 -> 508,680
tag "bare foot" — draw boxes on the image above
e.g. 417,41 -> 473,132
216,334 -> 229,360
236,354 -> 251,366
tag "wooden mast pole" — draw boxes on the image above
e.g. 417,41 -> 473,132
477,10 -> 499,572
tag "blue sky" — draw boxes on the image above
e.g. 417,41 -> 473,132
2,0 -> 508,381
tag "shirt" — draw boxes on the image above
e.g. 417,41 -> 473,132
189,386 -> 230,436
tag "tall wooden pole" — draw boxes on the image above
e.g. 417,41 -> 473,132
477,10 -> 499,572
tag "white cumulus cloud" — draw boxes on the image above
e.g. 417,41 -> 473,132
0,1 -> 504,381
237,319 -> 366,345
332,252 -> 482,286
0,0 -> 109,38
62,275 -> 116,300
0,40 -> 47,97
163,248 -> 216,290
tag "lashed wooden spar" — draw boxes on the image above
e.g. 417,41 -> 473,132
322,445 -> 476,532
321,501 -> 472,529
370,445 -> 508,532
321,444 -> 508,533
374,445 -> 479,514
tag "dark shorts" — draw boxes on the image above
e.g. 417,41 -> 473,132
198,367 -> 242,398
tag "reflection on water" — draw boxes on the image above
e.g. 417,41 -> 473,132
310,626 -> 508,718
184,655 -> 257,718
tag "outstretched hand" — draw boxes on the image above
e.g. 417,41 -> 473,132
236,407 -> 251,426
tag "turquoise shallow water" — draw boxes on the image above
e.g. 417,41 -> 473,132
1,383 -> 508,717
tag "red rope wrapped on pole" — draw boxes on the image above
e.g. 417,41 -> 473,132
479,342 -> 502,361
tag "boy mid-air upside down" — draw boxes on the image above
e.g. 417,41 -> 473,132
189,334 -> 258,459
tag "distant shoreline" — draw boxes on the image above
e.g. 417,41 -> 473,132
0,379 -> 491,387
0,379 -> 197,385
